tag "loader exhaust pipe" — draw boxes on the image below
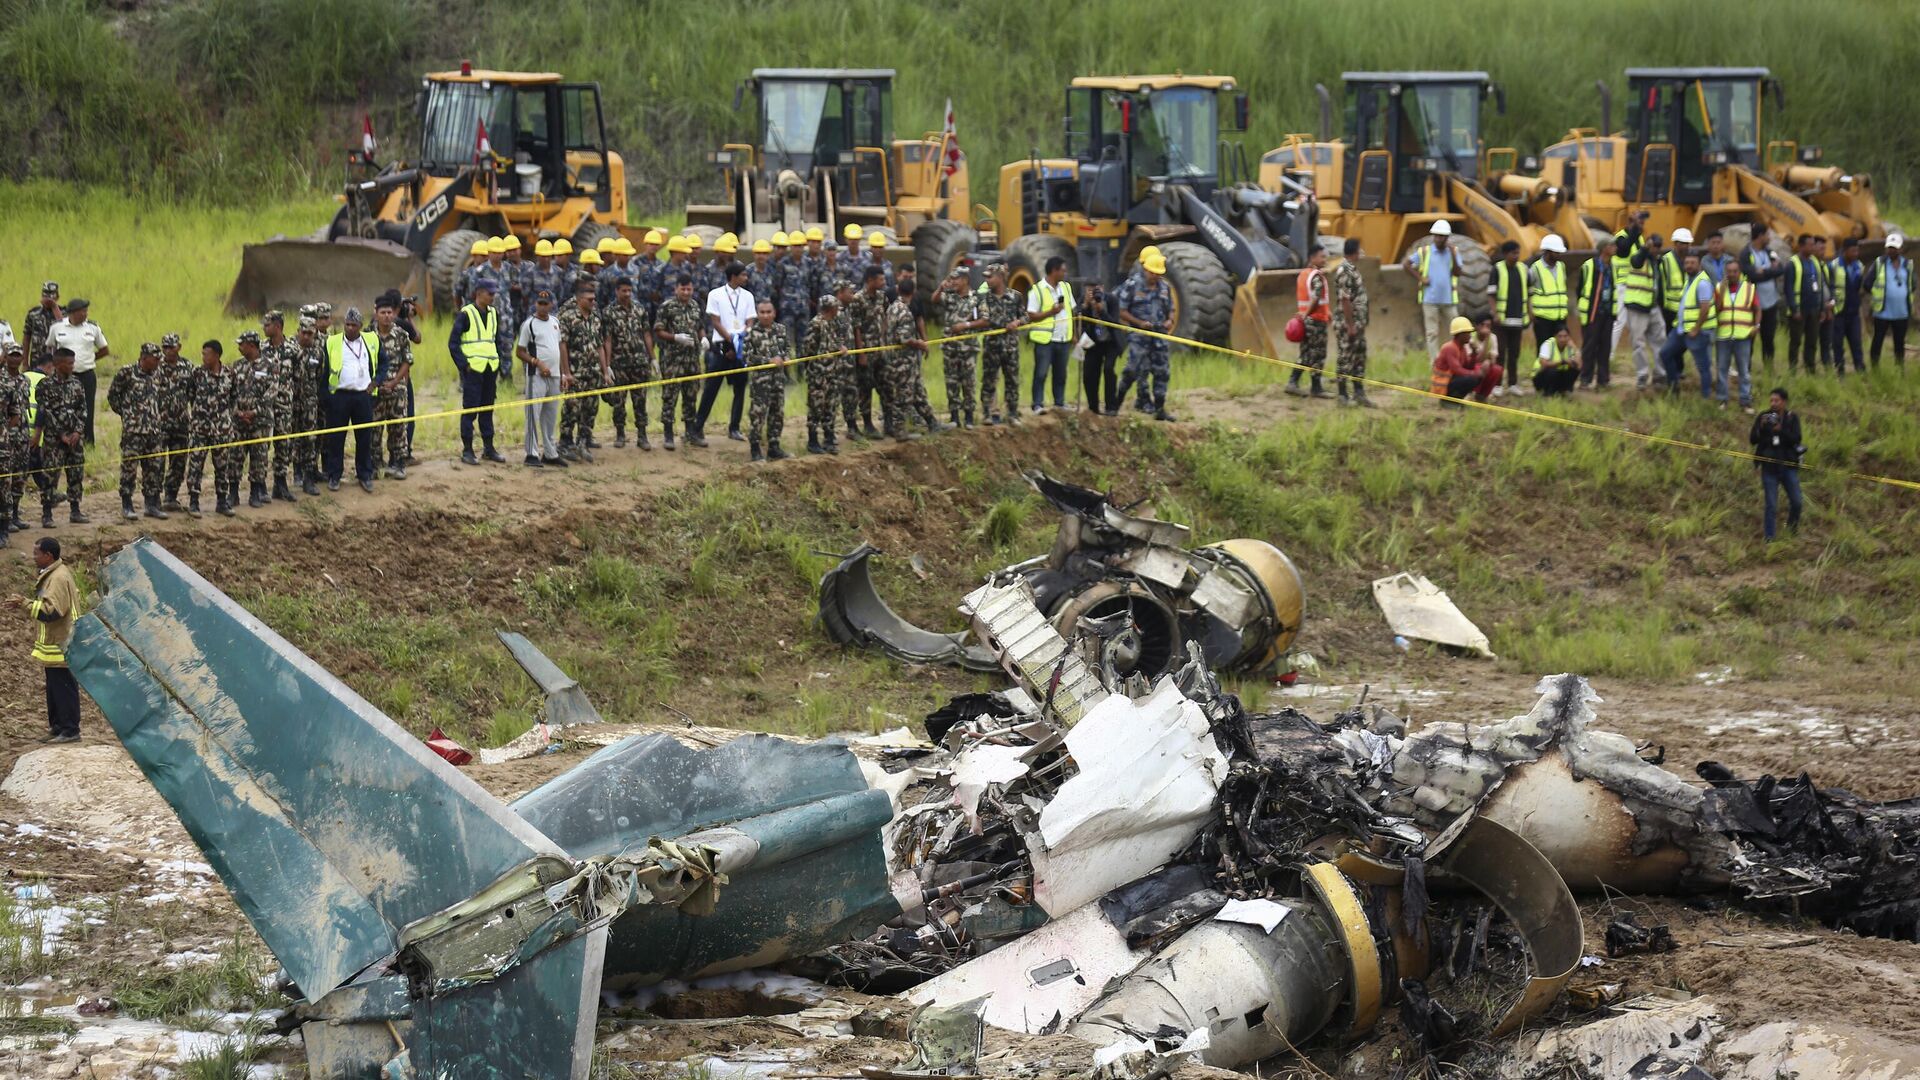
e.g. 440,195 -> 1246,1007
1315,83 -> 1333,142
1596,79 -> 1612,136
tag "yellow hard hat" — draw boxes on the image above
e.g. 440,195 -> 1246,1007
596,235 -> 619,253
1140,251 -> 1167,275
869,233 -> 888,248
612,237 -> 636,256
684,232 -> 705,250
752,239 -> 773,254
579,249 -> 604,266
843,223 -> 864,240
643,229 -> 665,246
805,227 -> 825,242
552,238 -> 574,255
534,238 -> 555,257
666,236 -> 691,254
1139,244 -> 1162,261
504,234 -> 522,250
714,234 -> 740,253
1449,315 -> 1474,335
771,231 -> 789,246
487,236 -> 509,254
787,231 -> 809,246
470,238 -> 491,256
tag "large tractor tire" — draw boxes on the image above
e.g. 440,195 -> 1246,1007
429,227 -> 486,314
1005,233 -> 1074,295
1159,240 -> 1234,347
573,220 -> 623,254
912,219 -> 976,290
1405,235 -> 1493,319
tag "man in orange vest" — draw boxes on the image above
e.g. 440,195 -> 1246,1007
1286,245 -> 1334,399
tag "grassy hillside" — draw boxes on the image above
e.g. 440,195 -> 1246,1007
4,0 -> 1917,212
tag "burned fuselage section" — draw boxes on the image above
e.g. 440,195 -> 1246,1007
819,471 -> 1306,679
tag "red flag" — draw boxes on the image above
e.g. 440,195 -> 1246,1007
475,118 -> 492,162
941,98 -> 962,177
361,115 -> 377,157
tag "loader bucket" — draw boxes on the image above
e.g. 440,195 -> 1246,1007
1232,258 -> 1430,365
1228,269 -> 1296,360
225,236 -> 427,318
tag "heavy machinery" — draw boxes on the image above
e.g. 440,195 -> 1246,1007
1260,72 -> 1562,317
1528,68 -> 1889,256
687,68 -> 972,256
228,65 -> 637,316
936,74 -> 1315,354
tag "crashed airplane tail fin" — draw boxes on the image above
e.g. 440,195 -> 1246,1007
69,539 -> 602,1079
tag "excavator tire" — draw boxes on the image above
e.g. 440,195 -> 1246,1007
912,220 -> 976,290
1005,233 -> 1074,296
1159,240 -> 1234,347
429,228 -> 486,314
572,221 -> 623,253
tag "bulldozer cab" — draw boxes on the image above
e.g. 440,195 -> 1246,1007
1338,72 -> 1497,213
415,71 -> 613,209
746,69 -> 893,199
1622,68 -> 1776,206
1063,75 -> 1246,222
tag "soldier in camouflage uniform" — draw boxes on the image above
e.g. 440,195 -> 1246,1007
931,267 -> 986,427
742,298 -> 794,461
372,299 -> 414,477
23,283 -> 60,368
778,235 -> 814,348
156,333 -> 193,510
233,331 -> 275,508
1285,245 -> 1334,400
604,278 -> 654,450
34,349 -> 89,525
524,242 -> 564,324
292,314 -> 325,495
883,278 -> 940,440
0,343 -> 29,542
185,340 -> 240,518
1112,257 -> 1177,421
1330,241 -> 1373,406
846,266 -> 892,436
107,342 -> 168,520
977,264 -> 1026,424
747,242 -> 779,304
803,291 -> 851,454
652,274 -> 706,450
557,281 -> 607,460
259,312 -> 302,500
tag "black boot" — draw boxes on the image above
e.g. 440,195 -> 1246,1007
749,436 -> 765,462
962,409 -> 975,429
1114,374 -> 1136,411
228,482 -> 242,512
862,418 -> 880,438
163,492 -> 183,513
249,483 -> 267,509
637,432 -> 651,451
12,499 -> 28,530
825,433 -> 841,455
272,477 -> 291,502
145,496 -> 168,520
1310,375 -> 1331,399
807,432 -> 824,455
68,500 -> 89,525
1354,386 -> 1377,408
121,493 -> 138,521
42,506 -> 54,528
1153,397 -> 1177,422
1285,372 -> 1307,396
663,423 -> 677,451
301,471 -> 320,497
614,425 -> 627,449
188,494 -> 202,519
768,440 -> 790,461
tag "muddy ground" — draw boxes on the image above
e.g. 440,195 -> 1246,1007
3,385 -> 1918,1077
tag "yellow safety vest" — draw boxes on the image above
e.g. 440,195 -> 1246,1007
325,332 -> 383,394
1658,250 -> 1686,314
1870,257 -> 1913,316
1715,281 -> 1757,339
1532,337 -> 1573,376
1027,279 -> 1075,343
1492,262 -> 1528,323
458,303 -> 500,372
1619,250 -> 1656,309
25,370 -> 44,426
1679,271 -> 1715,334
1417,246 -> 1460,304
1528,260 -> 1568,320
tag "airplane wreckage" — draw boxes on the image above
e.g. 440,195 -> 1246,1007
67,510 -> 1920,1079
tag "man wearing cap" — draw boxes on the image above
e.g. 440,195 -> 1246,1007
187,339 -> 240,516
653,274 -> 706,450
371,299 -> 414,478
977,263 -> 1026,425
234,331 -> 279,508
847,265 -> 893,436
594,236 -> 629,314
605,277 -> 653,450
635,229 -> 666,308
1659,247 -> 1716,398
1331,238 -> 1374,407
842,224 -> 869,286
516,288 -> 567,467
696,261 -> 755,443
44,298 -> 108,444
931,267 -> 986,429
748,238 -> 780,303
157,334 -> 194,509
557,279 -> 608,461
0,343 -> 30,541
457,237 -> 492,308
33,348 -> 88,525
1406,221 -> 1459,362
107,343 -> 168,521
449,281 -> 506,468
552,238 -> 578,305
742,298 -> 794,462
260,311 -> 301,501
699,235 -> 732,307
1286,245 -> 1334,401
811,239 -> 843,305
804,290 -> 852,454
1431,315 -> 1501,405
886,278 -> 943,440
1868,234 -> 1913,368
1113,249 -> 1177,417
24,283 -> 61,369
526,240 -> 564,324
778,232 -> 814,347
502,234 -> 528,331
291,312 -> 326,496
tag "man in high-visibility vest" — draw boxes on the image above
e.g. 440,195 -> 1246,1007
1577,242 -> 1616,389
1488,240 -> 1529,397
7,536 -> 81,742
1659,228 -> 1693,333
1829,237 -> 1867,375
1025,255 -> 1076,413
1622,231 -> 1667,390
324,307 -> 382,492
1657,248 -> 1715,397
1528,234 -> 1570,354
1531,326 -> 1579,397
1713,260 -> 1760,413
1288,245 -> 1334,399
1868,233 -> 1913,368
1784,233 -> 1834,376
449,281 -> 507,467
1404,220 -> 1459,361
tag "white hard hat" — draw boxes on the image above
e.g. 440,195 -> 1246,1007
1671,227 -> 1695,245
1890,234 -> 1905,249
1539,234 -> 1567,254
1429,220 -> 1453,236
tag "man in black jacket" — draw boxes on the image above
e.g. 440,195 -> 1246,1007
1749,387 -> 1803,541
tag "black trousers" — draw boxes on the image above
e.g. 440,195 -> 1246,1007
1495,325 -> 1526,386
78,368 -> 97,444
46,666 -> 80,738
1082,338 -> 1122,412
1786,313 -> 1832,373
1870,318 -> 1909,366
323,389 -> 375,482
1579,313 -> 1614,386
1757,305 -> 1779,368
459,368 -> 497,451
696,345 -> 747,433
1533,366 -> 1578,396
405,376 -> 417,453
1532,317 -> 1566,349
1831,311 -> 1864,372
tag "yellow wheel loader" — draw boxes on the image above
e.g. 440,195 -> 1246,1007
1528,68 -> 1889,259
228,65 -> 637,316
942,74 -> 1316,357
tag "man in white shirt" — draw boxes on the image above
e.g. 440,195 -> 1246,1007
515,290 -> 567,466
1025,256 -> 1075,412
44,298 -> 108,444
322,307 -> 378,492
695,262 -> 755,441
